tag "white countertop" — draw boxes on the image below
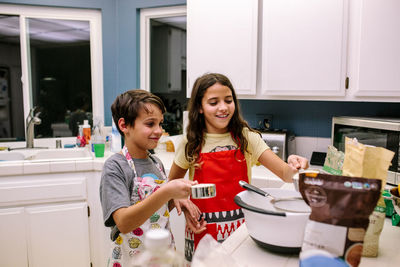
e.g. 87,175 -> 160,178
0,148 -> 286,190
221,185 -> 400,267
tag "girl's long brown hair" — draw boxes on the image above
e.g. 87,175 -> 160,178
185,73 -> 258,166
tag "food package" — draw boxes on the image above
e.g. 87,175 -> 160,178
323,145 -> 345,175
341,137 -> 395,257
299,172 -> 382,267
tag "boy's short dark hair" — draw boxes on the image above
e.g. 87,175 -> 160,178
111,89 -> 166,136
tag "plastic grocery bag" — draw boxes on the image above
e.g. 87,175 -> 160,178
191,234 -> 240,267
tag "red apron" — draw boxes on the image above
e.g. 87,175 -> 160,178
184,147 -> 248,261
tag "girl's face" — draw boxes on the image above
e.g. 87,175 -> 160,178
121,103 -> 163,158
200,83 -> 235,134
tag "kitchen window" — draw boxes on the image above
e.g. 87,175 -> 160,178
0,4 -> 103,141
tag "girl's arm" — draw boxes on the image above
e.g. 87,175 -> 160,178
112,179 -> 193,233
258,149 -> 308,183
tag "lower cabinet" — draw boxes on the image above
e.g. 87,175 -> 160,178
0,172 -> 105,267
0,203 -> 90,267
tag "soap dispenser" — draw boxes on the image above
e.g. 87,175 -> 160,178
82,119 -> 91,145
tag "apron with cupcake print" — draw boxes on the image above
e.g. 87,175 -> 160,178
108,146 -> 174,267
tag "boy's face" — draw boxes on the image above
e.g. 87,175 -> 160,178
124,103 -> 163,157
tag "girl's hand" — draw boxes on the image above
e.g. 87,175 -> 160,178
184,210 -> 207,234
175,198 -> 207,233
287,155 -> 309,170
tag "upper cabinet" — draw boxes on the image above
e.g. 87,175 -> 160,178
260,0 -> 348,97
187,0 -> 400,102
347,0 -> 400,99
187,0 -> 258,97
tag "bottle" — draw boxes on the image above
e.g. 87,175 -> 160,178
132,229 -> 186,267
92,124 -> 105,157
111,120 -> 122,153
76,125 -> 86,147
82,119 -> 91,146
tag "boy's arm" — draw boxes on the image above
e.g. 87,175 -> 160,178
113,179 -> 193,234
168,162 -> 189,214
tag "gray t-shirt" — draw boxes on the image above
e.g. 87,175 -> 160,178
99,153 -> 166,239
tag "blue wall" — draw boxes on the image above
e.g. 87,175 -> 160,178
1,0 -> 185,127
2,0 -> 399,138
240,100 -> 400,138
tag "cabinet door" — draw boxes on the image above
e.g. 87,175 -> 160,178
187,0 -> 258,96
151,26 -> 184,93
349,0 -> 400,98
261,0 -> 348,97
0,207 -> 28,267
26,202 -> 90,267
168,28 -> 183,92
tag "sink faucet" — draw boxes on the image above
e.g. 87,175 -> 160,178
26,107 -> 41,148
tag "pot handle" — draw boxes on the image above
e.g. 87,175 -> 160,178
234,195 -> 286,217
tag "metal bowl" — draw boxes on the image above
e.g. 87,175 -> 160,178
191,183 -> 216,199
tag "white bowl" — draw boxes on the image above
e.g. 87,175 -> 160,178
234,188 -> 310,253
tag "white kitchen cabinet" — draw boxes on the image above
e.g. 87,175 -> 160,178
151,26 -> 185,93
26,203 -> 90,267
260,0 -> 348,97
0,173 -> 92,267
0,207 -> 28,267
347,0 -> 400,99
187,0 -> 258,97
188,0 -> 400,102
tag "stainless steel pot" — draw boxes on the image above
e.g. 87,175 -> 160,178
234,188 -> 310,253
191,183 -> 216,199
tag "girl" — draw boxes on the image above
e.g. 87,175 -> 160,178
100,90 -> 196,266
168,73 -> 309,261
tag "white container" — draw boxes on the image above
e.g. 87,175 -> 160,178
111,120 -> 122,153
132,229 -> 186,267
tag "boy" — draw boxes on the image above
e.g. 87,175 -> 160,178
100,89 -> 196,266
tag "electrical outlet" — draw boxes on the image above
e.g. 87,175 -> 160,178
255,114 -> 273,130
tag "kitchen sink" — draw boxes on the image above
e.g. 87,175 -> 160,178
27,148 -> 92,160
0,148 -> 92,161
0,151 -> 26,161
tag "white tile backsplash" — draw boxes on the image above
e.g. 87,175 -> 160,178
295,136 -> 331,161
0,162 -> 24,176
23,161 -> 50,174
49,160 -> 76,173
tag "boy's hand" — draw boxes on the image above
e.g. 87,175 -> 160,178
165,179 -> 197,200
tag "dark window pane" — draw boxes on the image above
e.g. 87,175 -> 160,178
0,14 -> 24,141
27,18 -> 92,138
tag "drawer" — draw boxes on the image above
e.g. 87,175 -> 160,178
0,177 -> 87,207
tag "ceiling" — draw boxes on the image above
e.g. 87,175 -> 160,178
0,14 -> 186,45
153,16 -> 186,30
0,15 -> 90,46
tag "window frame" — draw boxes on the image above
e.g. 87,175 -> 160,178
1,4 -> 104,140
139,5 -> 186,91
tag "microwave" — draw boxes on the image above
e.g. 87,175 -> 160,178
332,116 -> 400,185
